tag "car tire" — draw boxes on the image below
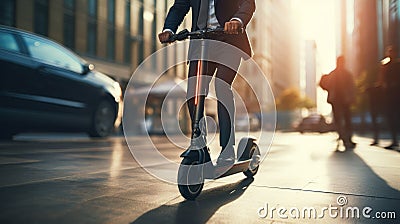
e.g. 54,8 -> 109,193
88,100 -> 116,138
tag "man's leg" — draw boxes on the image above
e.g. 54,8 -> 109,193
215,61 -> 240,161
186,61 -> 216,138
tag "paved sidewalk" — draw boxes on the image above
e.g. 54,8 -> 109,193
0,132 -> 398,223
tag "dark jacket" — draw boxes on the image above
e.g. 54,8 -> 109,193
320,68 -> 355,105
381,58 -> 400,90
163,0 -> 255,57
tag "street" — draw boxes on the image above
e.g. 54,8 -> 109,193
0,132 -> 399,223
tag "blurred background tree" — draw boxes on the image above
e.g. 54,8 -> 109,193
276,88 -> 315,111
275,87 -> 316,130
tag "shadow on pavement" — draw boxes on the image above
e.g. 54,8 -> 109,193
130,177 -> 254,224
327,149 -> 400,219
328,149 -> 400,198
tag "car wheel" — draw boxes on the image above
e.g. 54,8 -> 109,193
89,100 -> 116,138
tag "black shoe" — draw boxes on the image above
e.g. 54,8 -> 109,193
345,141 -> 357,150
384,143 -> 399,150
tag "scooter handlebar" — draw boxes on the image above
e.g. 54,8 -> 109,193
161,27 -> 242,44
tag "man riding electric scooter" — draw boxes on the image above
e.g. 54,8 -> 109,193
158,0 -> 260,201
159,0 -> 256,166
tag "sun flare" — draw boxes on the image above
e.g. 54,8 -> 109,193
292,0 -> 338,115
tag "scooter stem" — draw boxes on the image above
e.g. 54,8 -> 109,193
192,40 -> 208,141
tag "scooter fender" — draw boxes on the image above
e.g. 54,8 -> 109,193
180,147 -> 211,163
237,136 -> 257,161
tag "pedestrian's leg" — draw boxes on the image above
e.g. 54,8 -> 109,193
332,104 -> 344,142
393,101 -> 400,146
344,105 -> 356,148
389,99 -> 397,147
383,95 -> 398,149
389,110 -> 397,144
369,88 -> 379,145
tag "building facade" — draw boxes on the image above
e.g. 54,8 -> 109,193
337,0 -> 400,77
304,40 -> 317,106
243,0 -> 300,113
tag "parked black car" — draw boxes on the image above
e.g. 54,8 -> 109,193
0,26 -> 122,139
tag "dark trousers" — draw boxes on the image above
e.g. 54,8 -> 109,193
186,60 -> 240,150
332,103 -> 353,144
367,86 -> 383,142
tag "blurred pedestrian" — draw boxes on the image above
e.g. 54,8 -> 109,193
378,46 -> 400,150
364,64 -> 384,146
320,56 -> 357,150
366,84 -> 383,146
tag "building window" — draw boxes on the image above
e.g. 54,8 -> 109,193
64,0 -> 74,9
124,0 -> 131,64
107,28 -> 115,60
34,0 -> 49,36
106,0 -> 115,60
87,23 -> 97,55
152,0 -> 157,54
138,0 -> 144,63
0,0 -> 15,27
107,0 -> 115,24
63,0 -> 75,49
88,0 -> 97,17
87,0 -> 97,56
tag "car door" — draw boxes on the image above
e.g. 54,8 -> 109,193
0,29 -> 43,130
21,35 -> 98,129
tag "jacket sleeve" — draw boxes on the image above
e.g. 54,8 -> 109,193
163,0 -> 191,33
319,74 -> 331,91
234,0 -> 256,27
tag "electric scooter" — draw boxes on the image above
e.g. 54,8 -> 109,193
162,28 -> 261,200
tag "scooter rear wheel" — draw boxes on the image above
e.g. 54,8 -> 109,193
177,157 -> 204,200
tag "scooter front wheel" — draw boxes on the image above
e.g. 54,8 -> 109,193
244,145 -> 261,178
177,157 -> 204,200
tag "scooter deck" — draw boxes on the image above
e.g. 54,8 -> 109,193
206,159 -> 252,179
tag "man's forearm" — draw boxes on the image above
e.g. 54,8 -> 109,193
163,0 -> 190,32
234,0 -> 256,27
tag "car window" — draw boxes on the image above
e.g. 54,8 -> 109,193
0,31 -> 20,52
23,35 -> 83,74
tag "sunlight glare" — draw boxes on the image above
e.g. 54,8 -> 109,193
293,0 -> 337,73
292,0 -> 337,116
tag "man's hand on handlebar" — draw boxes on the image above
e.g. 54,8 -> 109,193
158,30 -> 173,43
224,20 -> 242,34
158,23 -> 243,44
